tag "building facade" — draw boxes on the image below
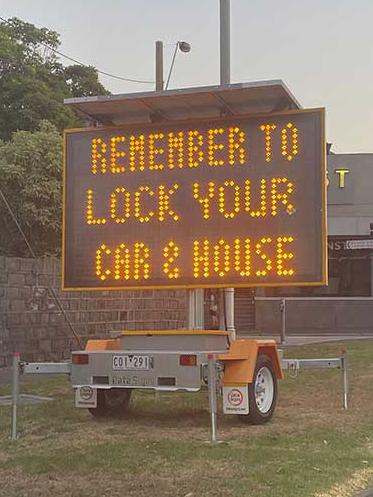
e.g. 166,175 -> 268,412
252,152 -> 373,336
327,153 -> 373,297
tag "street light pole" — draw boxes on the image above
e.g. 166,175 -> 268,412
156,40 -> 191,92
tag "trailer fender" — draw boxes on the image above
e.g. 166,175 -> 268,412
219,339 -> 284,385
85,339 -> 120,351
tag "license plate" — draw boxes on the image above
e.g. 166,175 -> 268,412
112,354 -> 151,370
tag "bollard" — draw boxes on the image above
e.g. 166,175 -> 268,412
207,354 -> 218,443
11,352 -> 20,440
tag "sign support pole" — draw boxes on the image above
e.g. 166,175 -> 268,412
218,289 -> 225,331
207,353 -> 218,443
224,288 -> 236,340
187,290 -> 195,329
220,0 -> 230,86
220,0 -> 236,340
187,289 -> 204,330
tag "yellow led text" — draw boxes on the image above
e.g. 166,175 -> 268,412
192,178 -> 295,219
90,126 -> 246,174
281,122 -> 298,161
86,189 -> 107,225
86,184 -> 180,224
259,124 -> 276,162
193,236 -> 295,278
163,241 -> 180,279
259,122 -> 299,162
96,242 -> 150,281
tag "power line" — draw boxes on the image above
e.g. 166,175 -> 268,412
0,15 -> 154,85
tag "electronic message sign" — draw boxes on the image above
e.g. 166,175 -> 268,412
63,108 -> 327,290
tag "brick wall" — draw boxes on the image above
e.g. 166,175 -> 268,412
0,256 -> 187,366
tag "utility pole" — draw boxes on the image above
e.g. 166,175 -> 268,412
155,40 -> 164,91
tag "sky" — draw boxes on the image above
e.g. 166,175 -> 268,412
1,0 -> 373,153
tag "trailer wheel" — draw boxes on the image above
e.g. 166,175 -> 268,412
89,388 -> 132,418
240,354 -> 277,425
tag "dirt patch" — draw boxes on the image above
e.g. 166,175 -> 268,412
0,468 -> 175,497
314,468 -> 373,497
0,460 -> 238,497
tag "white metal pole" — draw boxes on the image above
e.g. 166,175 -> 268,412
187,289 -> 204,330
187,289 -> 196,328
11,352 -> 20,440
207,354 -> 218,443
225,288 -> 236,340
341,352 -> 348,410
220,0 -> 236,340
218,289 -> 225,330
195,288 -> 204,330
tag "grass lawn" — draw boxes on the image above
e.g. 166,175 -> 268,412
1,340 -> 373,497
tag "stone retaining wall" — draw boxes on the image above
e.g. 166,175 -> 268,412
0,256 -> 186,366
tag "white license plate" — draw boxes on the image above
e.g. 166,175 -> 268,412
112,354 -> 151,370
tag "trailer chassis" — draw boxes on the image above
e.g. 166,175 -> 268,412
9,348 -> 348,441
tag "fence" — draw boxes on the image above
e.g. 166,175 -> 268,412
255,297 -> 373,339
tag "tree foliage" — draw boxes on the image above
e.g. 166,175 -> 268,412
0,18 -> 111,256
0,17 -> 110,140
0,121 -> 64,256
0,121 -> 63,256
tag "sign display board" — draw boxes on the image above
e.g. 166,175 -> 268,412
63,108 -> 326,290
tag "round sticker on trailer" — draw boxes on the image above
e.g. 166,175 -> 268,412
75,386 -> 97,408
227,388 -> 243,406
80,386 -> 94,401
223,385 -> 249,414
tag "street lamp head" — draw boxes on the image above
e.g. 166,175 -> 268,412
178,41 -> 191,53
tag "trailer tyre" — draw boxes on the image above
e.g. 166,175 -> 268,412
89,388 -> 132,418
240,354 -> 277,425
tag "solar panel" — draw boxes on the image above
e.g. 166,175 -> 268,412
64,80 -> 302,126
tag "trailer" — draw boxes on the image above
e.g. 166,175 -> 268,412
71,330 -> 283,424
13,333 -> 348,442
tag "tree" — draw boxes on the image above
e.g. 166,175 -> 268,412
64,64 -> 109,98
0,121 -> 63,256
0,18 -> 111,256
0,17 -> 110,140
